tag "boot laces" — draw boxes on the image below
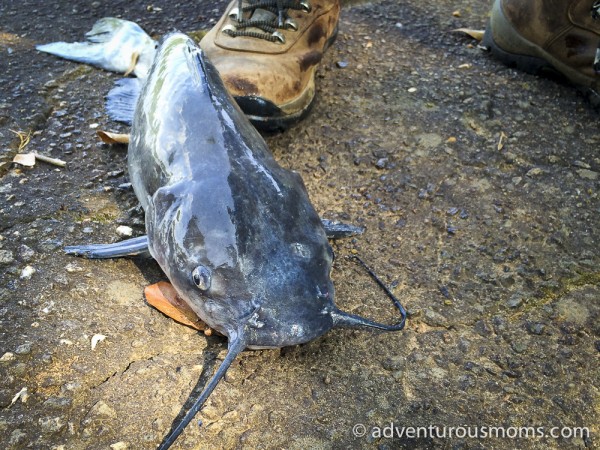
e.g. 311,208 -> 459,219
223,0 -> 311,43
593,1 -> 600,73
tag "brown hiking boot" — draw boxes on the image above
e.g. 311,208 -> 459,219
483,0 -> 600,106
200,0 -> 340,131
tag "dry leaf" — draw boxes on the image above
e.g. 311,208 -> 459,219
12,153 -> 66,168
13,153 -> 36,167
97,130 -> 130,145
453,28 -> 485,41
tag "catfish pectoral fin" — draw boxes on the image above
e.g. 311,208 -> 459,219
157,331 -> 247,450
105,77 -> 142,125
64,235 -> 149,259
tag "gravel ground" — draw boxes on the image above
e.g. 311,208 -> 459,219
0,0 -> 598,449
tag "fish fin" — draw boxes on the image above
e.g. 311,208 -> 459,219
36,41 -> 109,66
105,78 -> 142,124
84,17 -> 130,43
37,18 -> 155,76
145,281 -> 209,332
331,256 -> 407,331
64,235 -> 149,259
321,219 -> 364,239
157,331 -> 247,450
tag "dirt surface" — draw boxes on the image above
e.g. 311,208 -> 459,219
0,1 -> 598,449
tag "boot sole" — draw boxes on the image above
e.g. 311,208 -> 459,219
483,0 -> 600,108
237,26 -> 340,132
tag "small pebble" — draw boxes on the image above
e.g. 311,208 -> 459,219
19,245 -> 35,261
447,225 -> 458,235
110,443 -> 129,450
573,160 -> 591,169
38,416 -> 65,434
382,356 -> 404,371
116,226 -> 133,237
43,397 -> 72,408
0,250 -> 14,265
20,266 -> 36,280
336,61 -> 348,68
506,295 -> 522,308
577,169 -> 598,180
511,340 -> 529,353
375,158 -> 388,169
0,352 -> 15,362
526,167 -> 544,177
65,263 -> 83,273
527,322 -> 545,335
107,170 -> 125,178
15,343 -> 32,355
39,240 -> 62,252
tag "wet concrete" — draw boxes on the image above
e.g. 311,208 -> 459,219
0,0 -> 598,449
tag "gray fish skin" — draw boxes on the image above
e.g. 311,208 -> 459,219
130,33 -> 336,348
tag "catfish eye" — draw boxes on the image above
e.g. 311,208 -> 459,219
191,266 -> 211,291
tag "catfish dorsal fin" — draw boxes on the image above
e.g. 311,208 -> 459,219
157,328 -> 247,450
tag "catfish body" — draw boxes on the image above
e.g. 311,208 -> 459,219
130,33 -> 336,348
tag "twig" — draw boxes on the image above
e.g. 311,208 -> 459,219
33,153 -> 67,167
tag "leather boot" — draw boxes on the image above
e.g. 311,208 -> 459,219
483,0 -> 600,104
201,0 -> 340,131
